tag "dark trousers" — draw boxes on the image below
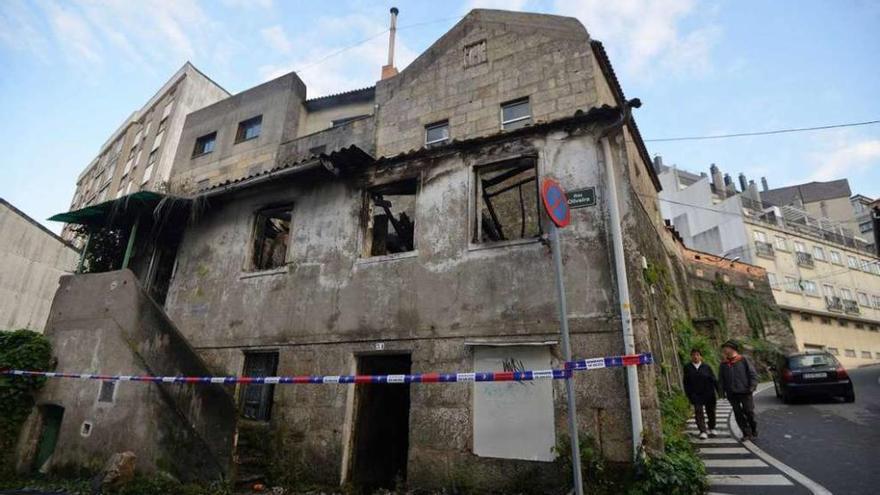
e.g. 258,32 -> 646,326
693,399 -> 716,433
728,393 -> 757,436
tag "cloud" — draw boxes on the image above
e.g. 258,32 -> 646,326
808,137 -> 880,182
258,14 -> 418,97
261,25 -> 292,54
221,0 -> 273,8
44,1 -> 103,66
464,0 -> 531,11
553,0 -> 720,79
0,1 -> 51,59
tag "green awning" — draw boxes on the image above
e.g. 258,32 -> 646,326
48,191 -> 190,226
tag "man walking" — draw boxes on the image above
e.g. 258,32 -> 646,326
683,348 -> 719,439
718,340 -> 759,441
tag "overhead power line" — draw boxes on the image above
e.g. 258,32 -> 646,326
644,120 -> 880,142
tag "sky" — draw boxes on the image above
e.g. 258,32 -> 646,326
1,0 -> 878,234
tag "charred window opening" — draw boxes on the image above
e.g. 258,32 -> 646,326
474,159 -> 541,243
364,179 -> 417,257
251,206 -> 291,271
240,351 -> 279,422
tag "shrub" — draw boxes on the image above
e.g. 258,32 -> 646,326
0,329 -> 53,479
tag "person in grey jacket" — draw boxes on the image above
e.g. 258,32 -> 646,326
718,340 -> 759,441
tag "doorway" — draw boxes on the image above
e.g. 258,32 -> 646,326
33,405 -> 64,472
350,354 -> 411,493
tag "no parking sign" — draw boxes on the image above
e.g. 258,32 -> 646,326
541,178 -> 570,228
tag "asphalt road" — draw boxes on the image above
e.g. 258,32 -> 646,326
753,365 -> 880,495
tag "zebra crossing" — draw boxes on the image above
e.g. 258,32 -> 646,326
689,399 -> 813,495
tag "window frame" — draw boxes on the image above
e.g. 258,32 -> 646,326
192,131 -> 217,158
425,120 -> 450,146
472,157 -> 542,247
774,235 -> 788,251
500,98 -> 532,131
361,178 -> 419,259
247,204 -> 293,273
235,115 -> 263,144
812,246 -> 825,261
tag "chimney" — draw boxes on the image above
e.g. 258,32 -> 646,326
710,164 -> 724,195
381,7 -> 399,80
724,173 -> 735,194
738,173 -> 748,193
748,180 -> 762,204
761,177 -> 769,192
653,155 -> 664,173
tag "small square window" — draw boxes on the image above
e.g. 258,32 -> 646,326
364,179 -> 417,257
827,347 -> 839,355
501,98 -> 531,131
861,351 -> 872,359
425,120 -> 449,145
250,206 -> 291,271
236,115 -> 263,143
820,317 -> 832,325
839,319 -> 849,328
98,381 -> 116,403
800,313 -> 812,322
844,349 -> 856,357
193,132 -> 217,157
474,158 -> 540,243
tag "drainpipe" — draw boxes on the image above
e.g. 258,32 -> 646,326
598,98 -> 644,461
121,216 -> 140,270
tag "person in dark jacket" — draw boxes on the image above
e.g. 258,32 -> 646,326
683,348 -> 719,439
718,340 -> 759,441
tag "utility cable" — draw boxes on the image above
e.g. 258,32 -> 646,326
644,120 -> 880,142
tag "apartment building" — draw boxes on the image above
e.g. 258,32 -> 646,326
62,63 -> 229,242
657,161 -> 880,367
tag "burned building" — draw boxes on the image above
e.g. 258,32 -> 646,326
20,9 -> 699,493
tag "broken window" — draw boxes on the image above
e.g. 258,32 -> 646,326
364,179 -> 417,257
251,206 -> 291,271
240,351 -> 279,422
474,159 -> 541,243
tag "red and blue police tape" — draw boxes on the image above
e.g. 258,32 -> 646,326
1,352 -> 652,385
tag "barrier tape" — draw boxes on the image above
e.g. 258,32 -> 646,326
1,353 -> 652,385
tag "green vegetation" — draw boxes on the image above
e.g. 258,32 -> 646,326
0,329 -> 53,480
69,224 -> 128,273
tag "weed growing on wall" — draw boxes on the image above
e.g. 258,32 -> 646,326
0,329 -> 52,479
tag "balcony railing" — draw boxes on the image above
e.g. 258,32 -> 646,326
795,251 -> 815,268
842,299 -> 860,314
755,241 -> 775,258
825,296 -> 844,312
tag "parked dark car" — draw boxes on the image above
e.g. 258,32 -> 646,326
771,352 -> 855,403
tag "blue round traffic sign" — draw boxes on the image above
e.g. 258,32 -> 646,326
541,178 -> 570,228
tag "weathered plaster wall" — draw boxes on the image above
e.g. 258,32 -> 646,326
18,271 -> 236,481
0,200 -> 79,332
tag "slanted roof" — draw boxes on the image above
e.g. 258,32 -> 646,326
48,191 -> 190,227
762,179 -> 852,206
305,86 -> 375,111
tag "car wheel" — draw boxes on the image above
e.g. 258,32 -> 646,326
781,389 -> 791,404
844,390 -> 855,403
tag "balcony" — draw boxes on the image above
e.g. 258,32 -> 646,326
825,296 -> 844,312
795,251 -> 815,268
755,241 -> 775,258
842,299 -> 861,315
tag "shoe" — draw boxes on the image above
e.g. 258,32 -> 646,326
699,432 -> 708,440
709,429 -> 718,437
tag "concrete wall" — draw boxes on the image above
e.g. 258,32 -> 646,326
298,100 -> 375,136
0,200 -> 78,332
17,270 -> 236,481
171,72 -> 307,193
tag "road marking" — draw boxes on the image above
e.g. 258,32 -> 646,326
709,474 -> 792,486
703,458 -> 768,468
693,438 -> 738,444
728,383 -> 834,495
700,447 -> 749,455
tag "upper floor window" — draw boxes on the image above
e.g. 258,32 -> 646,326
794,241 -> 806,253
830,250 -> 842,265
847,255 -> 859,269
250,205 -> 291,271
812,246 -> 825,261
474,158 -> 540,243
774,236 -> 787,251
802,280 -> 818,296
425,120 -> 449,145
363,179 -> 417,257
753,231 -> 767,242
873,295 -> 880,309
192,132 -> 217,157
823,284 -> 835,297
236,115 -> 263,143
840,288 -> 853,300
857,292 -> 870,306
784,276 -> 799,292
501,98 -> 531,131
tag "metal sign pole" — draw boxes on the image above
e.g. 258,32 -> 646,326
549,222 -> 584,495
